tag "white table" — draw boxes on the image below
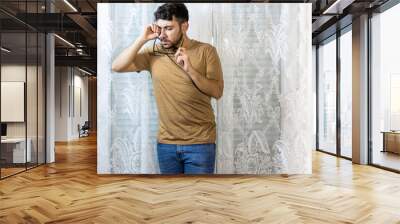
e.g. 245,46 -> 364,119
1,138 -> 31,163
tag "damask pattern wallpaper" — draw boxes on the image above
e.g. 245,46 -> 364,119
97,3 -> 312,174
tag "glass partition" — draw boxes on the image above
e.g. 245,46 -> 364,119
1,30 -> 28,177
0,1 -> 46,179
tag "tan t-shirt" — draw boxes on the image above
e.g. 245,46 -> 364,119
130,38 -> 223,145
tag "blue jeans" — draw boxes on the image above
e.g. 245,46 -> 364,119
157,143 -> 216,174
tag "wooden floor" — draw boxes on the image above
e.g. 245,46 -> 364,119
373,150 -> 400,171
1,163 -> 46,178
1,135 -> 400,223
0,167 -> 26,178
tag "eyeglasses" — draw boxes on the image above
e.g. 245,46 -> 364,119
150,34 -> 187,73
151,35 -> 184,57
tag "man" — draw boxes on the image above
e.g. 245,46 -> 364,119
112,3 -> 223,174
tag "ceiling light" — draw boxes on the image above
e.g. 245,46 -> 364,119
63,0 -> 78,12
1,47 -> 11,53
78,67 -> 92,76
323,0 -> 341,14
322,0 -> 355,15
54,34 -> 75,48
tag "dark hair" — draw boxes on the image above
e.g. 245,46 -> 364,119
154,3 -> 189,23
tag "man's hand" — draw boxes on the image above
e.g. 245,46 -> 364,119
112,24 -> 157,72
174,47 -> 193,73
174,47 -> 223,99
140,24 -> 160,42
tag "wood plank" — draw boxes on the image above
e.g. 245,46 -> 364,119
1,134 -> 400,223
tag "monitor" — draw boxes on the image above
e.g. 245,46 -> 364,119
1,123 -> 7,137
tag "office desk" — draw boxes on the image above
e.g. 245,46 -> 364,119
1,138 -> 31,163
381,131 -> 400,154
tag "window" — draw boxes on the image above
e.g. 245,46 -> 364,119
340,28 -> 352,158
371,2 -> 400,171
318,36 -> 337,155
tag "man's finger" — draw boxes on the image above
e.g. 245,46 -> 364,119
175,49 -> 185,58
151,24 -> 159,36
174,52 -> 179,61
156,26 -> 161,35
176,56 -> 185,66
174,51 -> 182,59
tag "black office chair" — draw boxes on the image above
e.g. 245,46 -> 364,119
79,121 -> 90,138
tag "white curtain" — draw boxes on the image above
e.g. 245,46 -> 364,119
98,3 -> 312,174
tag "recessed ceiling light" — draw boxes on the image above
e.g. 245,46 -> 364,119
322,0 -> 354,15
54,34 -> 75,48
78,67 -> 92,76
1,47 -> 11,53
63,0 -> 78,12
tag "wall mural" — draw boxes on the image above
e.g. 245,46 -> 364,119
98,3 -> 312,174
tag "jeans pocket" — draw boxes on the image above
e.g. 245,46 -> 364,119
185,144 -> 216,168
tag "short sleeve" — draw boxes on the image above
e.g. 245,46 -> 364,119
205,46 -> 223,81
131,46 -> 152,72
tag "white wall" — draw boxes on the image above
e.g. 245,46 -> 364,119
1,64 -> 46,164
55,67 -> 89,141
1,65 -> 39,138
1,65 -> 26,139
55,66 -> 68,141
71,71 -> 89,138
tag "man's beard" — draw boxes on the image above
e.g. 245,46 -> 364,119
161,30 -> 183,50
